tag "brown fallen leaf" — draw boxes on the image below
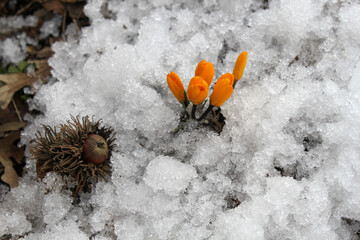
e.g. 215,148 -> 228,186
0,60 -> 51,109
40,0 -> 66,15
0,121 -> 27,138
1,160 -> 19,189
66,1 -> 86,20
40,0 -> 85,15
61,0 -> 84,2
0,132 -> 24,188
36,46 -> 54,59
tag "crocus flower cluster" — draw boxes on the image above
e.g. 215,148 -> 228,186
167,51 -> 247,122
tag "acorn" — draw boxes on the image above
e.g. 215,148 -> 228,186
83,134 -> 109,165
31,115 -> 115,197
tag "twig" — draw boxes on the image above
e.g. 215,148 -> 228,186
11,98 -> 23,122
62,9 -> 67,34
72,18 -> 80,32
15,0 -> 35,16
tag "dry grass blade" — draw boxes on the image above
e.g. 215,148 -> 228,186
0,60 -> 51,109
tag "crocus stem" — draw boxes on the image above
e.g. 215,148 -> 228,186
185,100 -> 189,108
191,104 -> 197,119
184,91 -> 189,107
181,101 -> 189,118
197,104 -> 213,121
232,79 -> 238,89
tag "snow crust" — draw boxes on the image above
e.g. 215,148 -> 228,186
1,0 -> 360,239
144,156 -> 197,196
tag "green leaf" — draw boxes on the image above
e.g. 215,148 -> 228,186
0,67 -> 6,74
20,94 -> 30,102
7,65 -> 20,73
17,61 -> 29,72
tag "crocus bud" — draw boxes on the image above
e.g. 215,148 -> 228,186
210,73 -> 234,107
187,76 -> 209,105
167,71 -> 186,103
232,51 -> 247,81
195,60 -> 214,86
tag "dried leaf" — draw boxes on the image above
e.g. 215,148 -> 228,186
0,132 -> 24,188
1,162 -> 19,188
61,0 -> 85,3
36,47 -> 54,59
42,0 -> 86,15
0,60 -> 51,109
41,0 -> 66,14
66,1 -> 86,19
208,108 -> 226,134
0,121 -> 26,137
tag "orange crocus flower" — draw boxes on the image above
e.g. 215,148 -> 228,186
167,71 -> 186,103
232,51 -> 247,81
195,60 -> 214,86
210,73 -> 234,107
186,76 -> 209,105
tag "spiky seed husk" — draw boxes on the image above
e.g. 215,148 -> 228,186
31,115 -> 115,197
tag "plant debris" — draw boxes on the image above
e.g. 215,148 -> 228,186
0,60 -> 50,109
31,115 -> 115,198
0,0 -> 90,196
0,122 -> 26,188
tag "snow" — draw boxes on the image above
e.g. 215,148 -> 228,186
1,0 -> 360,239
0,33 -> 35,64
0,16 -> 38,33
144,156 -> 197,196
39,15 -> 62,39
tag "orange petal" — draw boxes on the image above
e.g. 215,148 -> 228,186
210,73 -> 234,107
167,71 -> 185,103
232,51 -> 247,81
195,60 -> 214,86
186,76 -> 209,105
